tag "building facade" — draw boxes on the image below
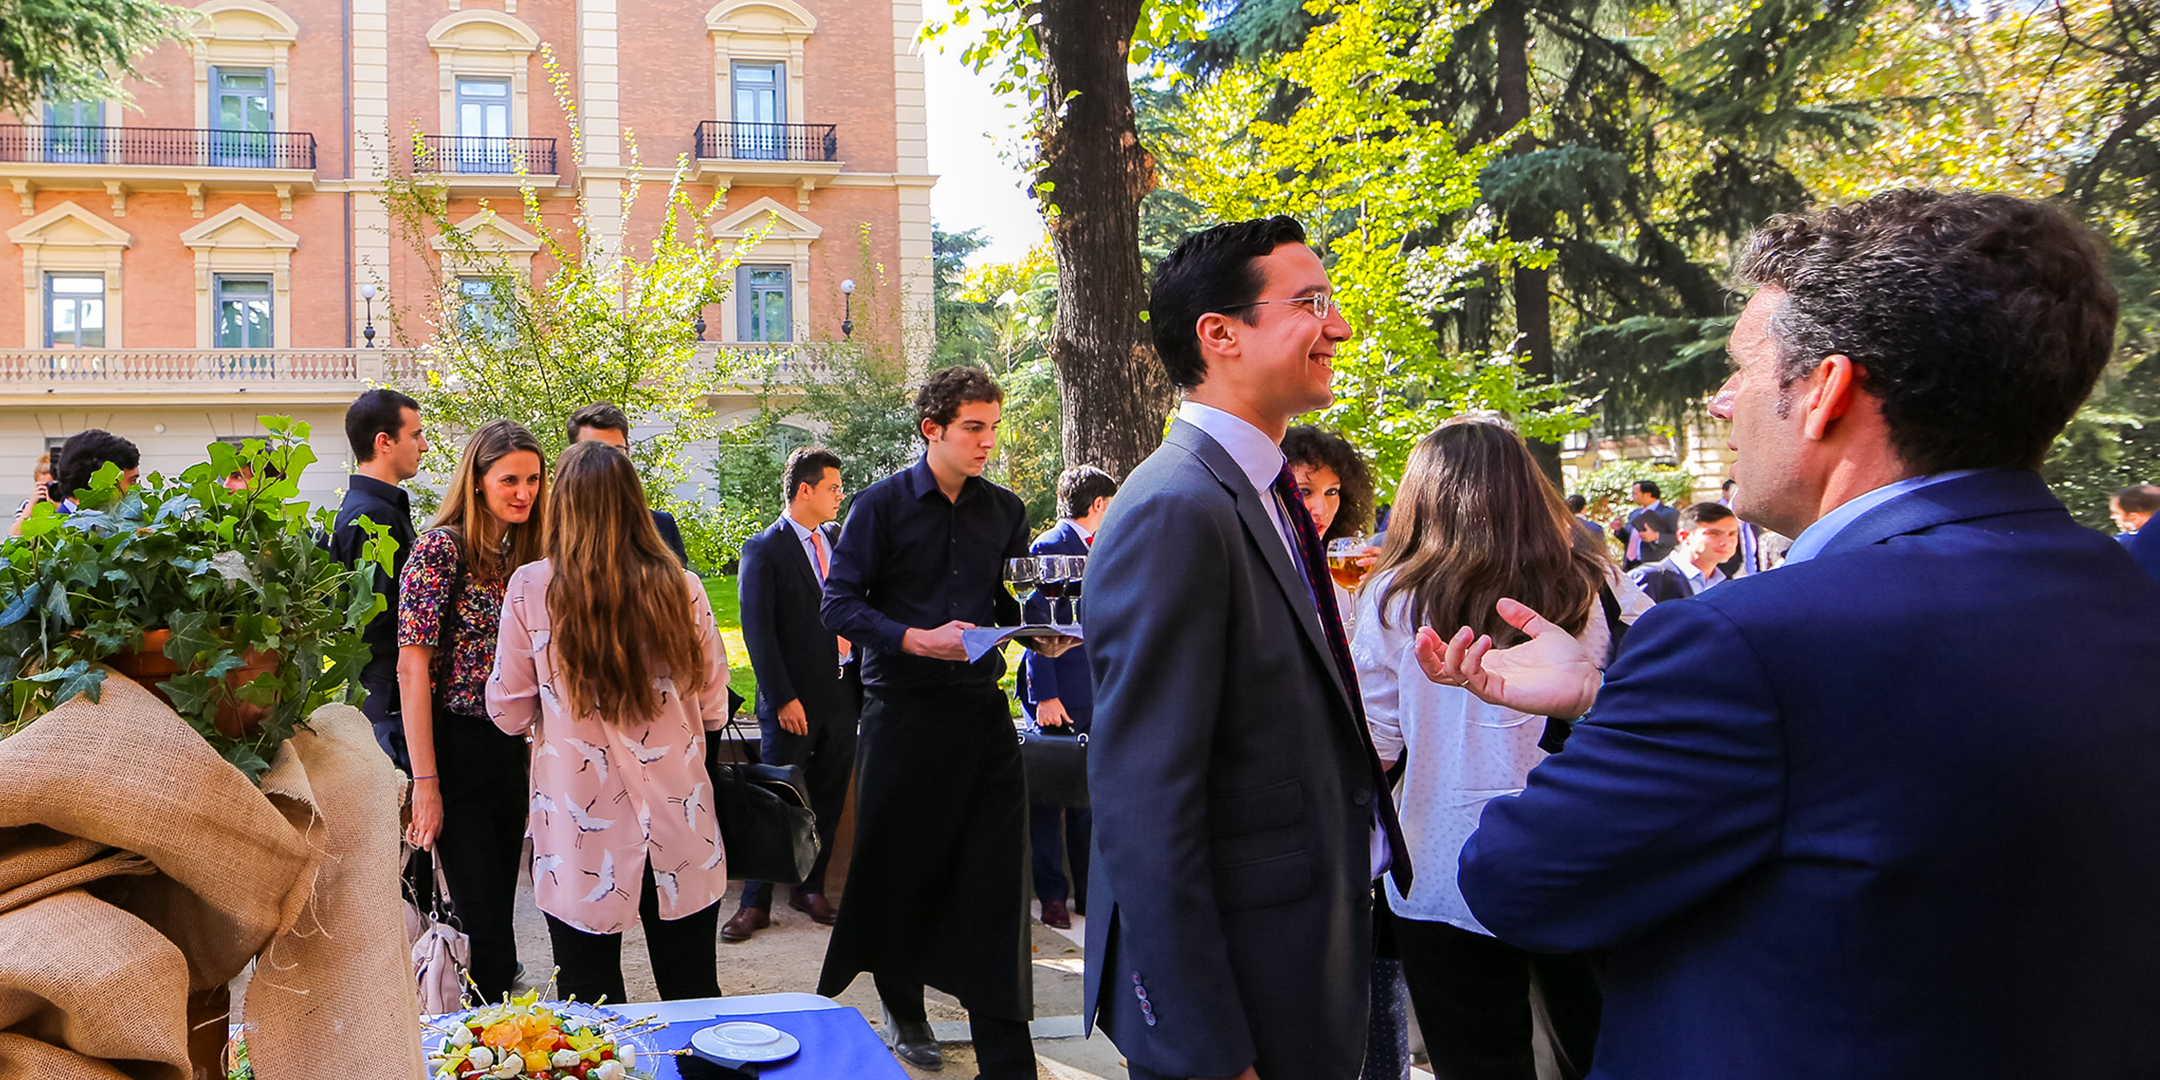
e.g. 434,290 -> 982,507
1,0 -> 933,508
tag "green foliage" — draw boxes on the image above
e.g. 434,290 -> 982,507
380,45 -> 749,520
0,0 -> 188,115
0,420 -> 388,782
923,0 -> 1208,108
2045,355 -> 2160,530
1570,459 -> 1696,523
936,240 -> 1065,526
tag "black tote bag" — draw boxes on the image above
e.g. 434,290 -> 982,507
1020,729 -> 1089,808
706,719 -> 821,884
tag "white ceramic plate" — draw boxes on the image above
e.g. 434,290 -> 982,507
690,1020 -> 801,1064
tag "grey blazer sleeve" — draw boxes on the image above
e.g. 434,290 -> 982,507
1086,486 -> 1258,1075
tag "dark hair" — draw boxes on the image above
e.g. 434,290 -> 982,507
2115,485 -> 2160,516
1281,424 -> 1377,540
1736,189 -> 2117,473
1373,420 -> 1606,643
56,429 -> 140,495
567,402 -> 632,443
1057,465 -> 1120,520
1565,493 -> 1587,513
1632,479 -> 1661,500
783,446 -> 844,502
345,388 -> 419,462
916,366 -> 1004,432
1679,502 -> 1737,530
1721,478 -> 1738,492
1149,215 -> 1309,390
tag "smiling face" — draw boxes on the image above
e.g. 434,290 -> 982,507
480,449 -> 544,525
1682,517 -> 1742,567
1291,461 -> 1342,535
923,399 -> 1001,481
1193,243 -> 1351,432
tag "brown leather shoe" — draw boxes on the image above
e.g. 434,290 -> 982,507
788,892 -> 839,925
1040,899 -> 1071,929
720,905 -> 769,943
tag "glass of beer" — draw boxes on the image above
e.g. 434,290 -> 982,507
1327,537 -> 1371,590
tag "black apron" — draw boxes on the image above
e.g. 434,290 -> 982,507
816,684 -> 1033,1020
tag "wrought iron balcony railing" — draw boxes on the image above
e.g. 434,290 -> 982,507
412,135 -> 559,177
0,125 -> 317,169
693,121 -> 838,163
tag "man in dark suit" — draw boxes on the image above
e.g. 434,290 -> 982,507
1017,464 -> 1117,930
1611,480 -> 1678,569
1421,190 -> 2160,1080
1086,216 -> 1411,1080
1627,502 -> 1739,603
723,447 -> 858,941
567,402 -> 689,565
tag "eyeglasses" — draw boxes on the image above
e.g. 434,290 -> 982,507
1220,292 -> 1340,320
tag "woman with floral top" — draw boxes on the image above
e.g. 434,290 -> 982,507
399,419 -> 548,1003
487,440 -> 731,1003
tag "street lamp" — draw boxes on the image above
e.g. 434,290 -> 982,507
359,283 -> 379,348
840,278 -> 856,339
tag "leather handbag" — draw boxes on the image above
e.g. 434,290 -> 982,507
1021,729 -> 1089,808
708,724 -> 820,884
404,847 -> 470,1015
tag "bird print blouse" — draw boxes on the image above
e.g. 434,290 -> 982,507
486,560 -> 732,934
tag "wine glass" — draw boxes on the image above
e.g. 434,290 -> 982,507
1003,557 -> 1041,612
1326,537 -> 1372,590
1038,555 -> 1077,624
1060,554 -> 1087,625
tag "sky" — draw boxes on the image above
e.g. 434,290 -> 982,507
921,31 -> 1044,267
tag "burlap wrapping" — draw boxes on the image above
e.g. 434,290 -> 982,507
0,676 -> 422,1079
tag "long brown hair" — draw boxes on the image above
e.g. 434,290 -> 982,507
544,441 -> 708,724
1374,419 -> 1607,644
429,419 -> 549,582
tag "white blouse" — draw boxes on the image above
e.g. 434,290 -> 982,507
1353,566 -> 1649,933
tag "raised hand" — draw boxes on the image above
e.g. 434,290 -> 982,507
1414,598 -> 1601,719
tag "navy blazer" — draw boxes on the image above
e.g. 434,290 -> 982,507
652,509 -> 689,567
2130,519 -> 2160,585
1017,518 -> 1093,730
1085,419 -> 1407,1080
1460,470 -> 2160,1079
736,517 -> 854,724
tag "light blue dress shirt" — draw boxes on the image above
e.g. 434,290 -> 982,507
1780,469 -> 1988,566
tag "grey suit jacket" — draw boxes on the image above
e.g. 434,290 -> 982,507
1084,418 -> 1386,1080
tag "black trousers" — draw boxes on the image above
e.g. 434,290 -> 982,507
432,710 -> 529,1003
875,973 -> 1035,1080
359,659 -> 407,771
1028,804 -> 1091,905
1395,917 -> 1601,1080
741,709 -> 858,909
546,863 -> 722,1004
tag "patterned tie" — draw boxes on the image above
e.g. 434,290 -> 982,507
812,529 -> 850,666
1271,465 -> 1414,890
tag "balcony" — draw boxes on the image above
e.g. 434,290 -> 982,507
0,125 -> 318,215
690,121 -> 843,205
0,349 -> 414,406
411,135 -> 560,193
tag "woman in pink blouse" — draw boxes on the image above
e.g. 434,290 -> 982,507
488,440 -> 732,1003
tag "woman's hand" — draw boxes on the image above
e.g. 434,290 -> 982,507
408,778 -> 444,848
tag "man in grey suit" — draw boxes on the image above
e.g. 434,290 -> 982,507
1085,216 -> 1412,1080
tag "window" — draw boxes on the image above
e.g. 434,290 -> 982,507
209,67 -> 273,167
455,77 -> 512,173
731,62 -> 785,159
213,275 -> 274,349
45,275 -> 106,349
737,265 -> 792,342
456,277 -> 511,341
42,99 -> 105,163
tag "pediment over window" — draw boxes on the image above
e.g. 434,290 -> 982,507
706,0 -> 817,37
192,0 -> 299,43
428,11 -> 542,55
435,211 -> 544,255
714,197 -> 821,242
180,204 -> 301,250
7,202 -> 133,248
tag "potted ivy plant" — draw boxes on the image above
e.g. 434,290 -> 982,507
0,417 -> 395,780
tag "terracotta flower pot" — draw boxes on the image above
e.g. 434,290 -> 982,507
108,628 -> 282,738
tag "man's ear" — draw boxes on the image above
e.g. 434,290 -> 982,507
920,416 -> 942,442
1801,354 -> 1859,441
374,431 -> 395,458
1195,311 -> 1240,361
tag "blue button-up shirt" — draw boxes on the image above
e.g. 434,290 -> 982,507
820,457 -> 1029,689
1780,469 -> 1987,566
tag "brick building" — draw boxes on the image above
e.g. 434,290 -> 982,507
0,0 -> 934,507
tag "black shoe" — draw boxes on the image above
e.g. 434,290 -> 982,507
882,1004 -> 942,1070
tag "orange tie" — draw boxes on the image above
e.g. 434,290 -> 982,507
812,530 -> 850,665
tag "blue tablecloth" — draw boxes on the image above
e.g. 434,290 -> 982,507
629,995 -> 904,1079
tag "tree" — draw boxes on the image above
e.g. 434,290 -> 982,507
0,0 -> 185,115
925,0 -> 1207,477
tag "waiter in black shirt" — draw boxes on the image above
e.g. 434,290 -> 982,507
817,366 -> 1070,1079
327,388 -> 426,767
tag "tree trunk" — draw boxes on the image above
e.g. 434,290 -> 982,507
1035,0 -> 1175,478
1494,0 -> 1564,482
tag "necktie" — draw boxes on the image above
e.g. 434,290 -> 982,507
1270,465 -> 1414,891
811,530 -> 850,666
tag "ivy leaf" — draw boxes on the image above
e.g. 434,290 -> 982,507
221,742 -> 272,782
158,672 -> 218,716
202,651 -> 248,680
43,583 -> 71,625
163,609 -> 223,665
0,583 -> 40,628
30,661 -> 104,707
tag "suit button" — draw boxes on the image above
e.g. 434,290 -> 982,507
1352,789 -> 1372,807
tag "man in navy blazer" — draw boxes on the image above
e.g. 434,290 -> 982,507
724,447 -> 858,939
1086,216 -> 1411,1080
1017,464 -> 1117,929
567,403 -> 689,565
1421,190 -> 2160,1079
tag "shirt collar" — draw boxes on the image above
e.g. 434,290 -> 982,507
779,513 -> 817,542
903,455 -> 977,504
349,472 -> 410,509
1178,400 -> 1287,498
1781,469 -> 1988,566
1664,552 -> 1722,589
1067,519 -> 1094,543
